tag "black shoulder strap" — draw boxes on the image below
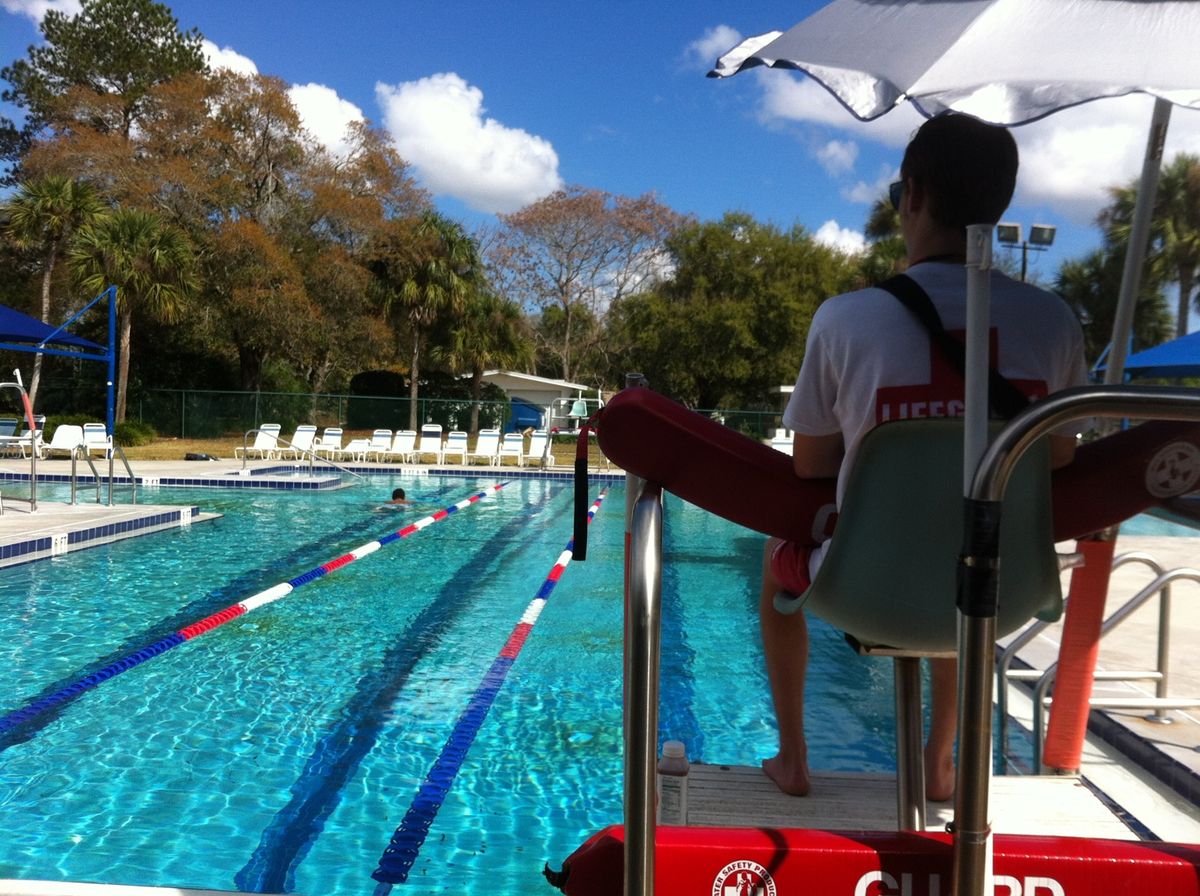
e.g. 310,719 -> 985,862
877,274 -> 1031,419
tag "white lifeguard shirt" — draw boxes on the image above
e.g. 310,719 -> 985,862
783,261 -> 1088,514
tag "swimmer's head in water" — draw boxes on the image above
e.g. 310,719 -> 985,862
392,488 -> 406,501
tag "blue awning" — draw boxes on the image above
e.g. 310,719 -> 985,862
1121,331 -> 1200,379
0,303 -> 103,351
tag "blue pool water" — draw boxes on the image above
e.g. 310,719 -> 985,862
0,475 -> 899,894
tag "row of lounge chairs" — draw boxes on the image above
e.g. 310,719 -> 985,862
236,423 -> 559,467
0,417 -> 113,459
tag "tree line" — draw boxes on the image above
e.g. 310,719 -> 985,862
0,0 -> 1193,431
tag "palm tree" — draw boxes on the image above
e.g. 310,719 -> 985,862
375,211 -> 480,430
2,175 -> 105,407
433,291 -> 534,433
859,194 -> 907,284
68,208 -> 196,422
1102,153 -> 1200,338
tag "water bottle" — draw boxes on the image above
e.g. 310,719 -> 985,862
656,740 -> 689,825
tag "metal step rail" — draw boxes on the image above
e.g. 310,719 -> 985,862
69,447 -> 103,505
1030,561 -> 1200,771
0,379 -> 38,513
108,444 -> 138,505
996,550 -> 1165,755
239,429 -> 369,483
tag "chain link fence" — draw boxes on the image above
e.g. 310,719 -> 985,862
130,389 -> 784,443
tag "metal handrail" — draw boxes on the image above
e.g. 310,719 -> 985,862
239,428 -> 368,483
1030,564 -> 1200,770
956,384 -> 1200,896
108,444 -> 138,505
996,550 -> 1166,756
69,448 -> 103,505
0,379 -> 37,512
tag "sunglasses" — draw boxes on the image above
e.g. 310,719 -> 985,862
888,180 -> 904,211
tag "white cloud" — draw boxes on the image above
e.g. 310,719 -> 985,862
685,25 -> 743,70
375,72 -> 562,214
816,139 -> 858,176
814,219 -> 866,255
289,83 -> 364,159
756,71 -> 922,148
1,0 -> 79,23
842,165 -> 896,205
202,39 -> 258,76
1014,94 -> 1200,224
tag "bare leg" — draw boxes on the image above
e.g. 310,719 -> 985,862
925,656 -> 957,802
759,538 -> 811,796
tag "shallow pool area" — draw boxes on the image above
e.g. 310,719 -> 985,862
0,474 -> 903,893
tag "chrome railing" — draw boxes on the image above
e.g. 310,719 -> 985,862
239,429 -> 368,483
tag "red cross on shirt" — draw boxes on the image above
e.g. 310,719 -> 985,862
874,328 -> 1047,424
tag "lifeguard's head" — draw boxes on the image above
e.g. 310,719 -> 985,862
899,112 -> 1018,233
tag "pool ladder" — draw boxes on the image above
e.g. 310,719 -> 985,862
68,442 -> 139,506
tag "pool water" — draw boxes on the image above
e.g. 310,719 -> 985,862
0,476 -> 899,894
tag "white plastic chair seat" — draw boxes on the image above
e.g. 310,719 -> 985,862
523,430 -> 556,467
45,424 -> 85,459
413,424 -> 444,463
313,427 -> 343,458
82,422 -> 113,458
235,424 -> 281,459
338,438 -> 371,462
281,424 -> 317,459
384,430 -> 417,463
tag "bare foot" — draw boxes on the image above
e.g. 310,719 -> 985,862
763,752 -> 811,796
925,751 -> 955,802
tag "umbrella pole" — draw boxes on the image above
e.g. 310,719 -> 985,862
1104,97 -> 1173,385
953,224 -> 997,896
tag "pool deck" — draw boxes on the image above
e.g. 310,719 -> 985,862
0,457 -> 1197,870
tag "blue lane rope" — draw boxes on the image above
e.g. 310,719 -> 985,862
370,489 -> 607,888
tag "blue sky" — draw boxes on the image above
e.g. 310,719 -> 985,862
5,0 -> 1200,284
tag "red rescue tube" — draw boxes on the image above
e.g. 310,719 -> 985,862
595,388 -> 1200,544
545,824 -> 1200,896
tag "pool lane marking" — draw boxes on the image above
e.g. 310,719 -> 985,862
0,484 -> 507,737
371,488 -> 607,888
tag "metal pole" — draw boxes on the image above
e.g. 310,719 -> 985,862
1104,98 -> 1172,384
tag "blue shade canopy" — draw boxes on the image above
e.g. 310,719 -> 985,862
1121,331 -> 1200,379
0,303 -> 103,352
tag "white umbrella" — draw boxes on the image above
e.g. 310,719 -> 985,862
710,4 -> 1200,896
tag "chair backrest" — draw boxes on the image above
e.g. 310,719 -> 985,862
254,423 -> 281,448
394,430 -> 417,452
446,430 -> 468,448
319,427 -> 343,447
0,418 -> 17,438
82,422 -> 110,445
800,418 -> 1061,653
526,430 -> 549,455
290,424 -> 317,449
418,424 -> 442,449
500,432 -> 524,454
473,429 -> 500,453
48,424 -> 84,450
370,428 -> 392,448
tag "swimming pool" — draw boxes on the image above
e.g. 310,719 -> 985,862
0,475 -> 899,894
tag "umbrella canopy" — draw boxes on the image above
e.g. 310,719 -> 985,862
710,0 -> 1200,125
0,302 -> 103,351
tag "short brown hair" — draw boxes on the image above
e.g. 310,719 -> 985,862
900,113 -> 1018,232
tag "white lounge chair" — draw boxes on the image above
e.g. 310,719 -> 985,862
338,438 -> 371,462
770,432 -> 794,455
441,431 -> 469,465
235,423 -> 281,459
280,424 -> 317,459
1,415 -> 45,458
82,422 -> 113,458
383,430 -> 417,463
467,429 -> 501,466
366,428 -> 393,461
413,424 -> 444,464
313,427 -> 343,458
498,432 -> 525,466
44,424 -> 85,459
523,430 -> 556,468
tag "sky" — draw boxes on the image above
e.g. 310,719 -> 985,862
4,0 -> 1200,285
